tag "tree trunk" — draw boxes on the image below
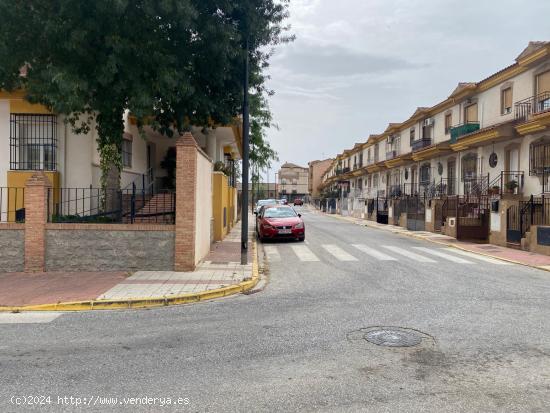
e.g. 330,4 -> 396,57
104,161 -> 121,217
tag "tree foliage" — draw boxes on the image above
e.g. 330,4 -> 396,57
0,0 -> 292,187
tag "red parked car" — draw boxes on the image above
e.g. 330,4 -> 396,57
256,205 -> 305,242
293,198 -> 303,206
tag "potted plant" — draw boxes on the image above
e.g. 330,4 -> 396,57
489,185 -> 500,196
505,180 -> 519,194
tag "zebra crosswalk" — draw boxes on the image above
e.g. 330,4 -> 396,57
262,243 -> 512,266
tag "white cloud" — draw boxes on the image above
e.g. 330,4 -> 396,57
261,0 -> 550,178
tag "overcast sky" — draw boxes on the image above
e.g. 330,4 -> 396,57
263,0 -> 550,178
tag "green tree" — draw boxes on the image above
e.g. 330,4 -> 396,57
0,0 -> 292,191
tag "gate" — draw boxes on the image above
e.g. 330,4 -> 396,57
393,198 -> 406,226
507,196 -> 550,243
375,197 -> 388,224
506,204 -> 522,243
456,196 -> 489,240
406,195 -> 425,231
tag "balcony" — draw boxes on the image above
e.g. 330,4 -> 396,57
515,92 -> 550,122
450,122 -> 480,142
411,137 -> 432,151
342,167 -> 350,174
386,150 -> 399,160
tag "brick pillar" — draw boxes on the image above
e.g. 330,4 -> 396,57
174,132 -> 198,271
24,173 -> 52,273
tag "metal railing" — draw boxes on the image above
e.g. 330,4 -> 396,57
463,174 -> 489,196
488,171 -> 524,196
48,186 -> 175,224
509,195 -> 550,241
450,122 -> 480,142
434,178 -> 457,197
0,187 -> 25,223
389,184 -> 402,198
10,114 -> 58,171
411,137 -> 432,151
515,91 -> 550,121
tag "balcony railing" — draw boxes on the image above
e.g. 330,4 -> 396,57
450,122 -> 480,142
515,92 -> 550,121
386,150 -> 399,160
435,178 -> 457,197
389,184 -> 402,198
342,167 -> 350,174
411,137 -> 432,151
488,171 -> 524,196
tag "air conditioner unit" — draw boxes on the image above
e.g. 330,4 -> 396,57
424,118 -> 434,127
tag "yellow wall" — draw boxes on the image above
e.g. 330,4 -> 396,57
228,186 -> 236,230
7,171 -> 60,221
212,172 -> 230,241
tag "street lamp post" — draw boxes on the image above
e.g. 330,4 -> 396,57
241,38 -> 250,265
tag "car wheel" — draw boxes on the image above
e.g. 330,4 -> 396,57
298,236 -> 305,242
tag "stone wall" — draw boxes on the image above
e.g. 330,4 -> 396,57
46,227 -> 174,272
0,227 -> 24,272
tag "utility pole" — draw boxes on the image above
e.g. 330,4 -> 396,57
241,38 -> 250,265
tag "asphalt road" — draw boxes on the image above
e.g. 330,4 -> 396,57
2,206 -> 550,412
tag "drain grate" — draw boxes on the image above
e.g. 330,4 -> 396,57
364,327 -> 423,347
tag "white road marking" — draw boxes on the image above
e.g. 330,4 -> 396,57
442,248 -> 512,265
412,247 -> 473,264
263,245 -> 281,262
382,246 -> 437,263
352,244 -> 397,261
0,312 -> 63,324
291,245 -> 320,262
322,244 -> 358,261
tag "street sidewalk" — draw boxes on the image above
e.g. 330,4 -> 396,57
0,217 -> 257,311
311,206 -> 550,272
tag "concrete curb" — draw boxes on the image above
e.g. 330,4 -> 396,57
0,242 -> 260,312
314,208 -> 550,273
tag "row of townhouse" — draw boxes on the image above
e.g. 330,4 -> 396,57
0,89 -> 242,272
317,41 -> 550,254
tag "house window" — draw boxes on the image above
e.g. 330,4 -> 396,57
409,128 -> 415,145
536,70 -> 550,112
122,137 -> 132,168
419,164 -> 431,184
529,141 -> 550,176
465,103 -> 478,123
501,88 -> 513,115
10,114 -> 57,171
445,113 -> 453,134
461,153 -> 478,181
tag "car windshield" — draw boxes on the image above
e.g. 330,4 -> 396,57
258,199 -> 276,206
264,207 -> 297,218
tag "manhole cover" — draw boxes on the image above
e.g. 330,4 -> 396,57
364,328 -> 422,347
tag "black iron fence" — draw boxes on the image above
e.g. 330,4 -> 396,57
47,186 -> 175,224
0,187 -> 25,223
506,196 -> 550,243
515,91 -> 550,121
488,171 -> 524,196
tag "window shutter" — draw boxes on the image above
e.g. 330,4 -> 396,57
536,70 -> 550,94
503,88 -> 512,109
466,104 -> 478,122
